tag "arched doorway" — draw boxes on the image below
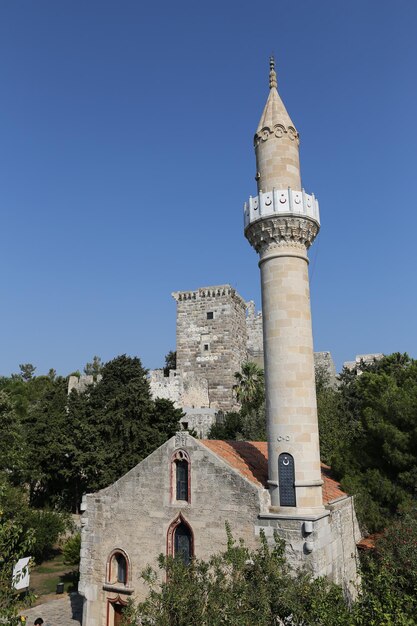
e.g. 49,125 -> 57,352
107,596 -> 128,626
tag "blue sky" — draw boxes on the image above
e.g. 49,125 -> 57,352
1,0 -> 416,376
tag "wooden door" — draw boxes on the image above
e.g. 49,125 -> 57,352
113,603 -> 124,626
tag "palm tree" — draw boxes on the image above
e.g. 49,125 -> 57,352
233,362 -> 264,410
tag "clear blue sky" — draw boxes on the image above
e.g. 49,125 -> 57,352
1,0 -> 416,376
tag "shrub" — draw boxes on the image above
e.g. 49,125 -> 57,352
63,532 -> 81,566
28,509 -> 70,562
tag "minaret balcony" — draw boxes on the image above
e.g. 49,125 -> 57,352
244,188 -> 320,230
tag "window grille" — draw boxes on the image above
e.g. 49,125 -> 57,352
174,522 -> 192,565
278,453 -> 296,507
176,460 -> 188,501
115,553 -> 127,584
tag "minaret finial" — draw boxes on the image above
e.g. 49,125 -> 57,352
269,56 -> 277,90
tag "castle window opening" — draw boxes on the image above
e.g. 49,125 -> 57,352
204,344 -> 209,351
207,311 -> 214,320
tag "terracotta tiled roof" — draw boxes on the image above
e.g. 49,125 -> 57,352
320,463 -> 348,505
357,533 -> 382,551
200,440 -> 347,505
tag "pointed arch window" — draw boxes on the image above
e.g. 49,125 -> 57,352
171,450 -> 191,503
167,514 -> 194,565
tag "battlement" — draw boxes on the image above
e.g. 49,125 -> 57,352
172,285 -> 246,309
68,374 -> 102,395
344,353 -> 384,372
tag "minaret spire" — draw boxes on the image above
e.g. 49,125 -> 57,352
269,56 -> 277,89
255,59 -> 300,192
244,60 -> 323,516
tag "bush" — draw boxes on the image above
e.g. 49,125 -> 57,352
28,509 -> 70,563
124,526 -> 351,626
63,532 -> 81,566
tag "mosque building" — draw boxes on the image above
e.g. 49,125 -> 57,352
78,60 -> 360,626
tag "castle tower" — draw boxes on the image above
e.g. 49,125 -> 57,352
244,59 -> 323,515
172,285 -> 247,412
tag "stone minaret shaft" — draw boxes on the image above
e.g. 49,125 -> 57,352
244,58 -> 324,514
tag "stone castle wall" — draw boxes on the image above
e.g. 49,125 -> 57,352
148,369 -> 210,409
178,407 -> 217,439
149,370 -> 215,437
314,351 -> 337,387
246,300 -> 264,367
68,374 -> 102,395
148,369 -> 182,406
343,353 -> 384,372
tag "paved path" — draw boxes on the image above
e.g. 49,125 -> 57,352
22,592 -> 82,626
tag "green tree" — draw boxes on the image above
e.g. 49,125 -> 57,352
123,527 -> 350,626
233,361 -> 264,412
83,356 -> 103,379
63,533 -> 81,567
353,509 -> 417,625
7,354 -> 181,512
0,477 -> 69,563
372,505 -> 417,602
163,351 -> 176,376
67,355 -> 183,503
353,560 -> 415,626
28,509 -> 69,562
121,518 -> 417,626
333,353 -> 417,532
0,391 -> 25,482
0,372 -> 62,489
241,404 -> 267,441
23,376 -> 73,508
18,363 -> 36,381
208,362 -> 266,441
208,412 -> 243,440
0,481 -> 34,625
315,364 -> 346,465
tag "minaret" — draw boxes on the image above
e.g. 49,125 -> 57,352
244,58 -> 324,514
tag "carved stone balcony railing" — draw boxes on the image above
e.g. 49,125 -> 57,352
244,188 -> 320,230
